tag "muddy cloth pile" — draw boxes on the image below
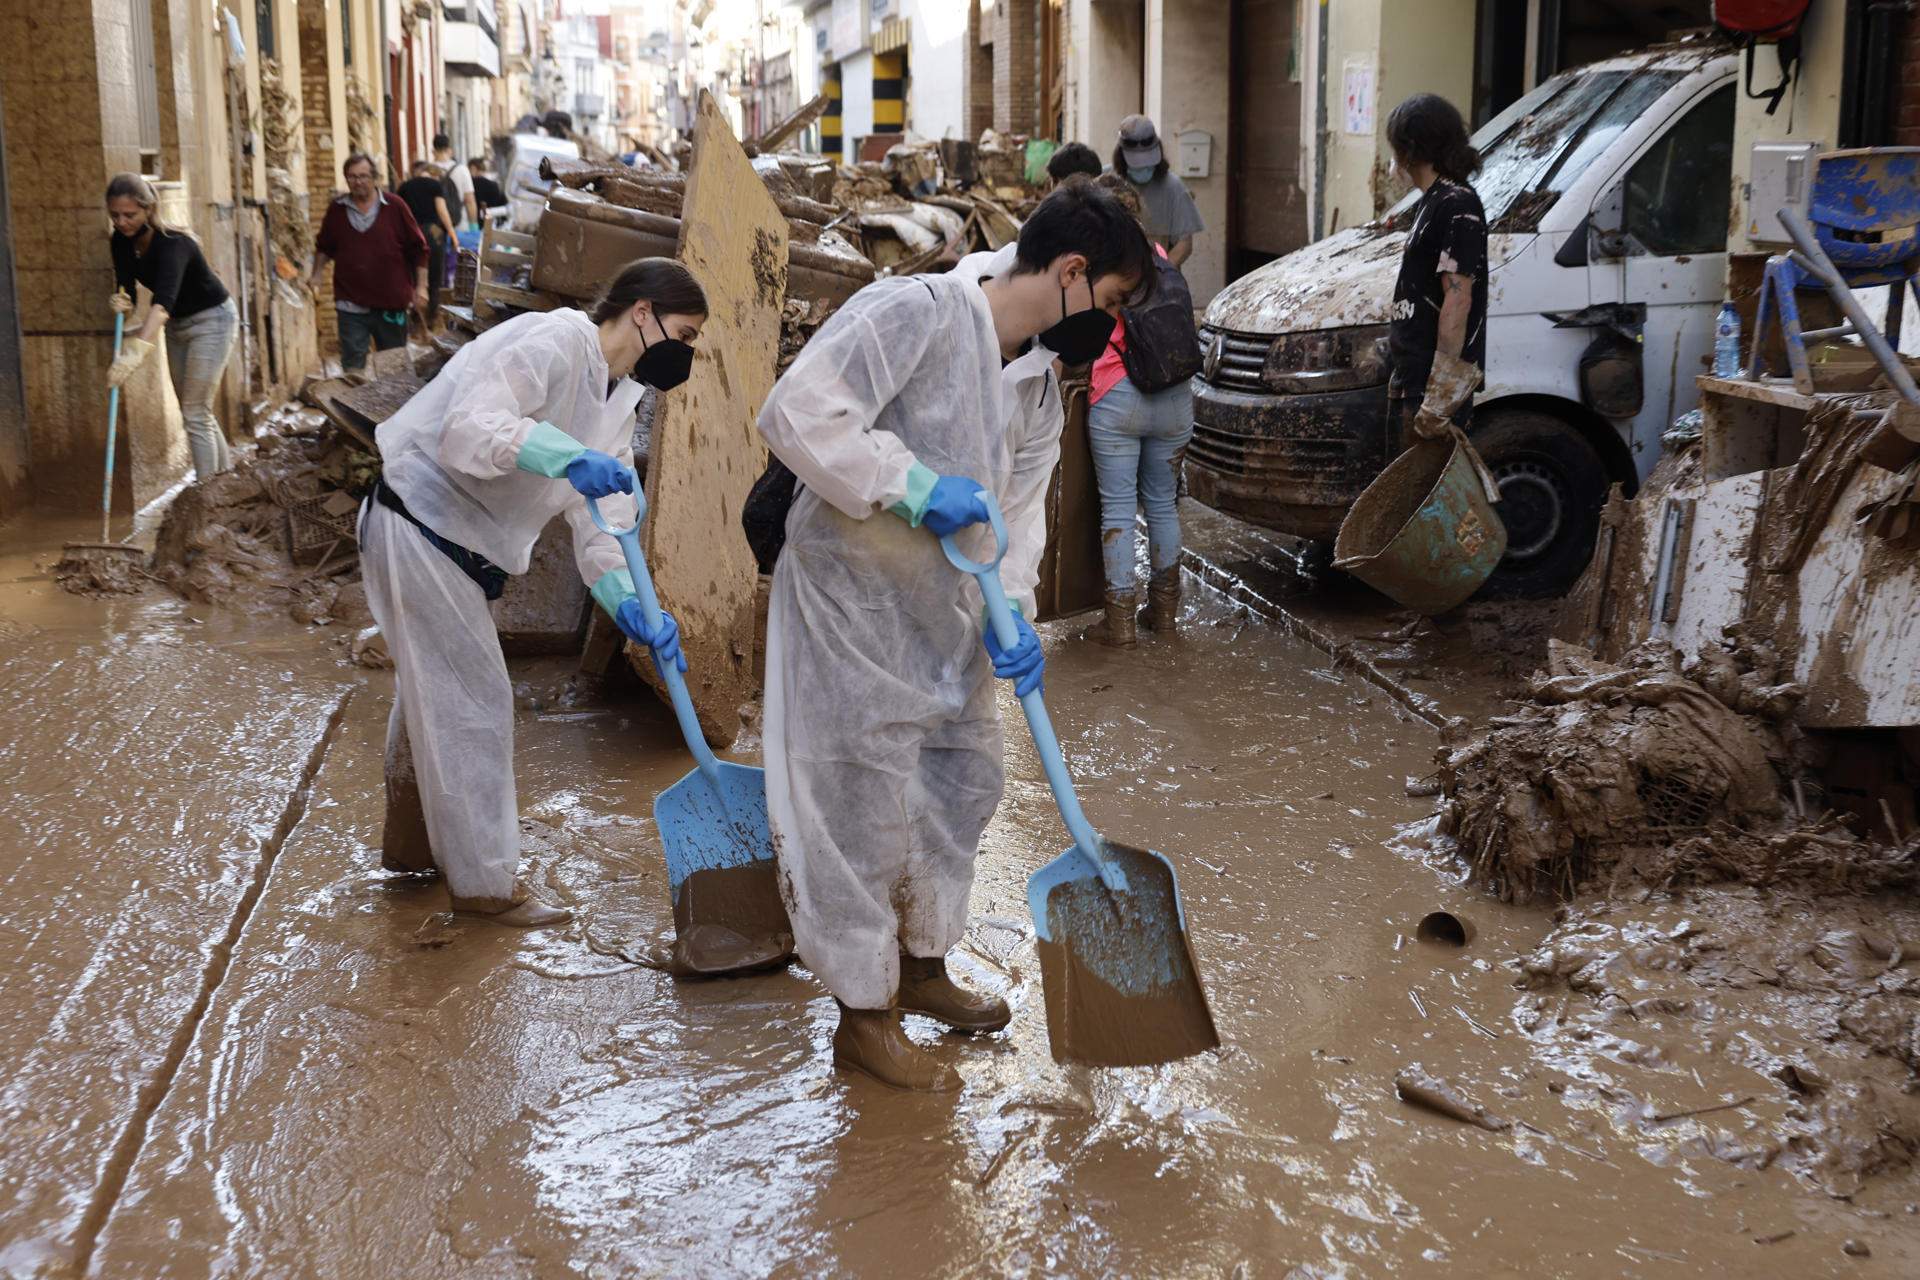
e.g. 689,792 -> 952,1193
777,298 -> 837,377
1437,637 -> 1820,901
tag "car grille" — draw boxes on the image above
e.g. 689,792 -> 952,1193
1199,327 -> 1271,392
1187,431 -> 1351,480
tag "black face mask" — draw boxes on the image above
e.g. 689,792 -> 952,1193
1037,278 -> 1115,366
634,313 -> 695,390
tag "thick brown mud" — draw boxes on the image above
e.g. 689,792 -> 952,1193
671,861 -> 797,976
3,510 -> 1918,1276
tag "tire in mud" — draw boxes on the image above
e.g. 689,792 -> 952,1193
1469,409 -> 1609,600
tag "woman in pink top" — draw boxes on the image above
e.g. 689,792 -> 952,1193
1084,174 -> 1193,647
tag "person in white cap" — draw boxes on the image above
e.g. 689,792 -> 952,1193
1112,114 -> 1204,268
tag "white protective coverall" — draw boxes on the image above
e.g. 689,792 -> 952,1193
760,244 -> 1064,1010
361,308 -> 643,903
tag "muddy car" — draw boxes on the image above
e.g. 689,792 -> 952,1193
1189,42 -> 1736,597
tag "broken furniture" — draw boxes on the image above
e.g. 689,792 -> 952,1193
1749,148 -> 1920,398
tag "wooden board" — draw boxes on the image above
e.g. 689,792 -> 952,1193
639,89 -> 788,747
1034,378 -> 1106,621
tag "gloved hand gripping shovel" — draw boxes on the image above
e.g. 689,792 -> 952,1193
940,495 -> 1218,1067
588,486 -> 796,977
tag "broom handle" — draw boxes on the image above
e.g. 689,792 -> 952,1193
103,312 -> 124,542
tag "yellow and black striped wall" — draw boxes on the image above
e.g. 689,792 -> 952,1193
821,70 -> 842,158
872,52 -> 904,133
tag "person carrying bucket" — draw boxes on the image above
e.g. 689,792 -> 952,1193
1384,94 -> 1487,447
1328,94 -> 1506,615
362,258 -> 705,927
756,180 -> 1154,1091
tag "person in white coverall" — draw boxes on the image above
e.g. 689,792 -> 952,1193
363,258 -> 707,927
758,179 -> 1155,1089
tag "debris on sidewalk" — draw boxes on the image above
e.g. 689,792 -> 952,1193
1433,636 -> 1846,902
147,403 -> 376,609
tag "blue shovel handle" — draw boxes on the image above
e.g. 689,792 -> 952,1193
938,493 -> 1129,896
586,477 -> 723,783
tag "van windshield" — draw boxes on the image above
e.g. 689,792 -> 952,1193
1384,68 -> 1684,229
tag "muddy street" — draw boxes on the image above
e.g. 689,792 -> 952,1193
0,514 -> 1913,1279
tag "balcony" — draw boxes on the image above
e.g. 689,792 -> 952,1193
574,92 -> 606,118
443,16 -> 500,77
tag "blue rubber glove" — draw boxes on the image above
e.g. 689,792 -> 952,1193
921,476 -> 992,537
565,450 -> 634,499
984,613 -> 1044,697
614,599 -> 687,674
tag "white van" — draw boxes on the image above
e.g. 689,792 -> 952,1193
501,133 -> 584,234
1188,42 -> 1737,596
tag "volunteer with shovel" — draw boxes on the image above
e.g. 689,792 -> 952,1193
758,180 -> 1153,1090
362,258 -> 706,927
1384,94 -> 1488,445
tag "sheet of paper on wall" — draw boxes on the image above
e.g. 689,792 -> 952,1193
1344,58 -> 1376,136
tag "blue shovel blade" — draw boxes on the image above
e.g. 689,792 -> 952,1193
1028,840 -> 1220,1067
657,761 -> 794,976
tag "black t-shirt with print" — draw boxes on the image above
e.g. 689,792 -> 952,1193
1388,178 -> 1487,410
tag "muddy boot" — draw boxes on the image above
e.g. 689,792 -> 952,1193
449,877 -> 573,929
1081,591 -> 1138,648
832,1002 -> 962,1091
1140,567 -> 1182,634
898,954 -> 1011,1033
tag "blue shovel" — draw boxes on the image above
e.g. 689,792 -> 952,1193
940,494 -> 1219,1067
588,484 -> 795,977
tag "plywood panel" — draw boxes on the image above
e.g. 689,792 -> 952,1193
640,90 -> 788,747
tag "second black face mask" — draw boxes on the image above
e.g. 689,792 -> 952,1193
1038,279 -> 1115,366
635,315 -> 695,390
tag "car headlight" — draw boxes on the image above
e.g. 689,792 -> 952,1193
1262,323 -> 1391,393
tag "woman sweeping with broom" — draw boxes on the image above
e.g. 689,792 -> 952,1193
363,258 -> 707,926
105,173 -> 239,480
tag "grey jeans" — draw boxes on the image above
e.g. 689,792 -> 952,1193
166,298 -> 238,478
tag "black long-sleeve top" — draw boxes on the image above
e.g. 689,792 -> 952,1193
110,229 -> 230,320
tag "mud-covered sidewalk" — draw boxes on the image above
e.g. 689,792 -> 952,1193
3,514 -> 1917,1278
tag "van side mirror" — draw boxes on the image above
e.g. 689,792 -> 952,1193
1587,186 -> 1633,260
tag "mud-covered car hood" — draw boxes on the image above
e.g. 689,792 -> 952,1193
1207,224 -> 1531,337
1205,226 -> 1408,336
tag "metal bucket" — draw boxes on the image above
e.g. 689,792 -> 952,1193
1333,435 -> 1507,614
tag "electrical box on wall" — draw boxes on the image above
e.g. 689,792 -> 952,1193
1176,130 -> 1212,180
1748,141 -> 1822,245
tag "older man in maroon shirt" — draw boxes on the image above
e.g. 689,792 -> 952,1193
308,153 -> 429,373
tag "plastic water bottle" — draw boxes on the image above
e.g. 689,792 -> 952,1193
1713,301 -> 1741,378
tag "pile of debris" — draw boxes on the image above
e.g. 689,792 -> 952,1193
257,57 -> 311,275
1435,634 -> 1918,901
145,403 -> 380,666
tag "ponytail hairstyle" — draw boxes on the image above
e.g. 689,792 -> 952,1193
1385,93 -> 1482,185
105,172 -> 194,240
588,257 -> 708,325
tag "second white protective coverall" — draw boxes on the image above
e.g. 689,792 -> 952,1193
760,245 -> 1064,1010
363,308 -> 644,903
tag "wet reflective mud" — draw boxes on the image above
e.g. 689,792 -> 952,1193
671,862 -> 797,976
2,512 -> 1918,1277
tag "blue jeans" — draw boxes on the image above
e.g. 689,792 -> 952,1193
1088,374 -> 1194,593
165,298 -> 238,478
336,306 -> 407,372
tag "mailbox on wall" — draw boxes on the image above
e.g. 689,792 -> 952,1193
1176,129 -> 1213,180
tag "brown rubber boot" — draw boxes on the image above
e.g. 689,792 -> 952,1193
898,954 -> 1012,1033
832,1003 -> 962,1091
449,877 -> 574,929
1141,566 -> 1182,633
1082,590 -> 1138,648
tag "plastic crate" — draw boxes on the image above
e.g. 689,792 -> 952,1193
286,490 -> 361,566
454,249 -> 479,307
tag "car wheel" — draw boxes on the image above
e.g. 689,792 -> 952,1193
1468,409 -> 1610,599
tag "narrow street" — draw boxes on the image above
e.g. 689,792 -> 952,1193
4,514 -> 1914,1279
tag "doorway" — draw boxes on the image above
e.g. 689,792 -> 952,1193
1226,0 -> 1307,282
